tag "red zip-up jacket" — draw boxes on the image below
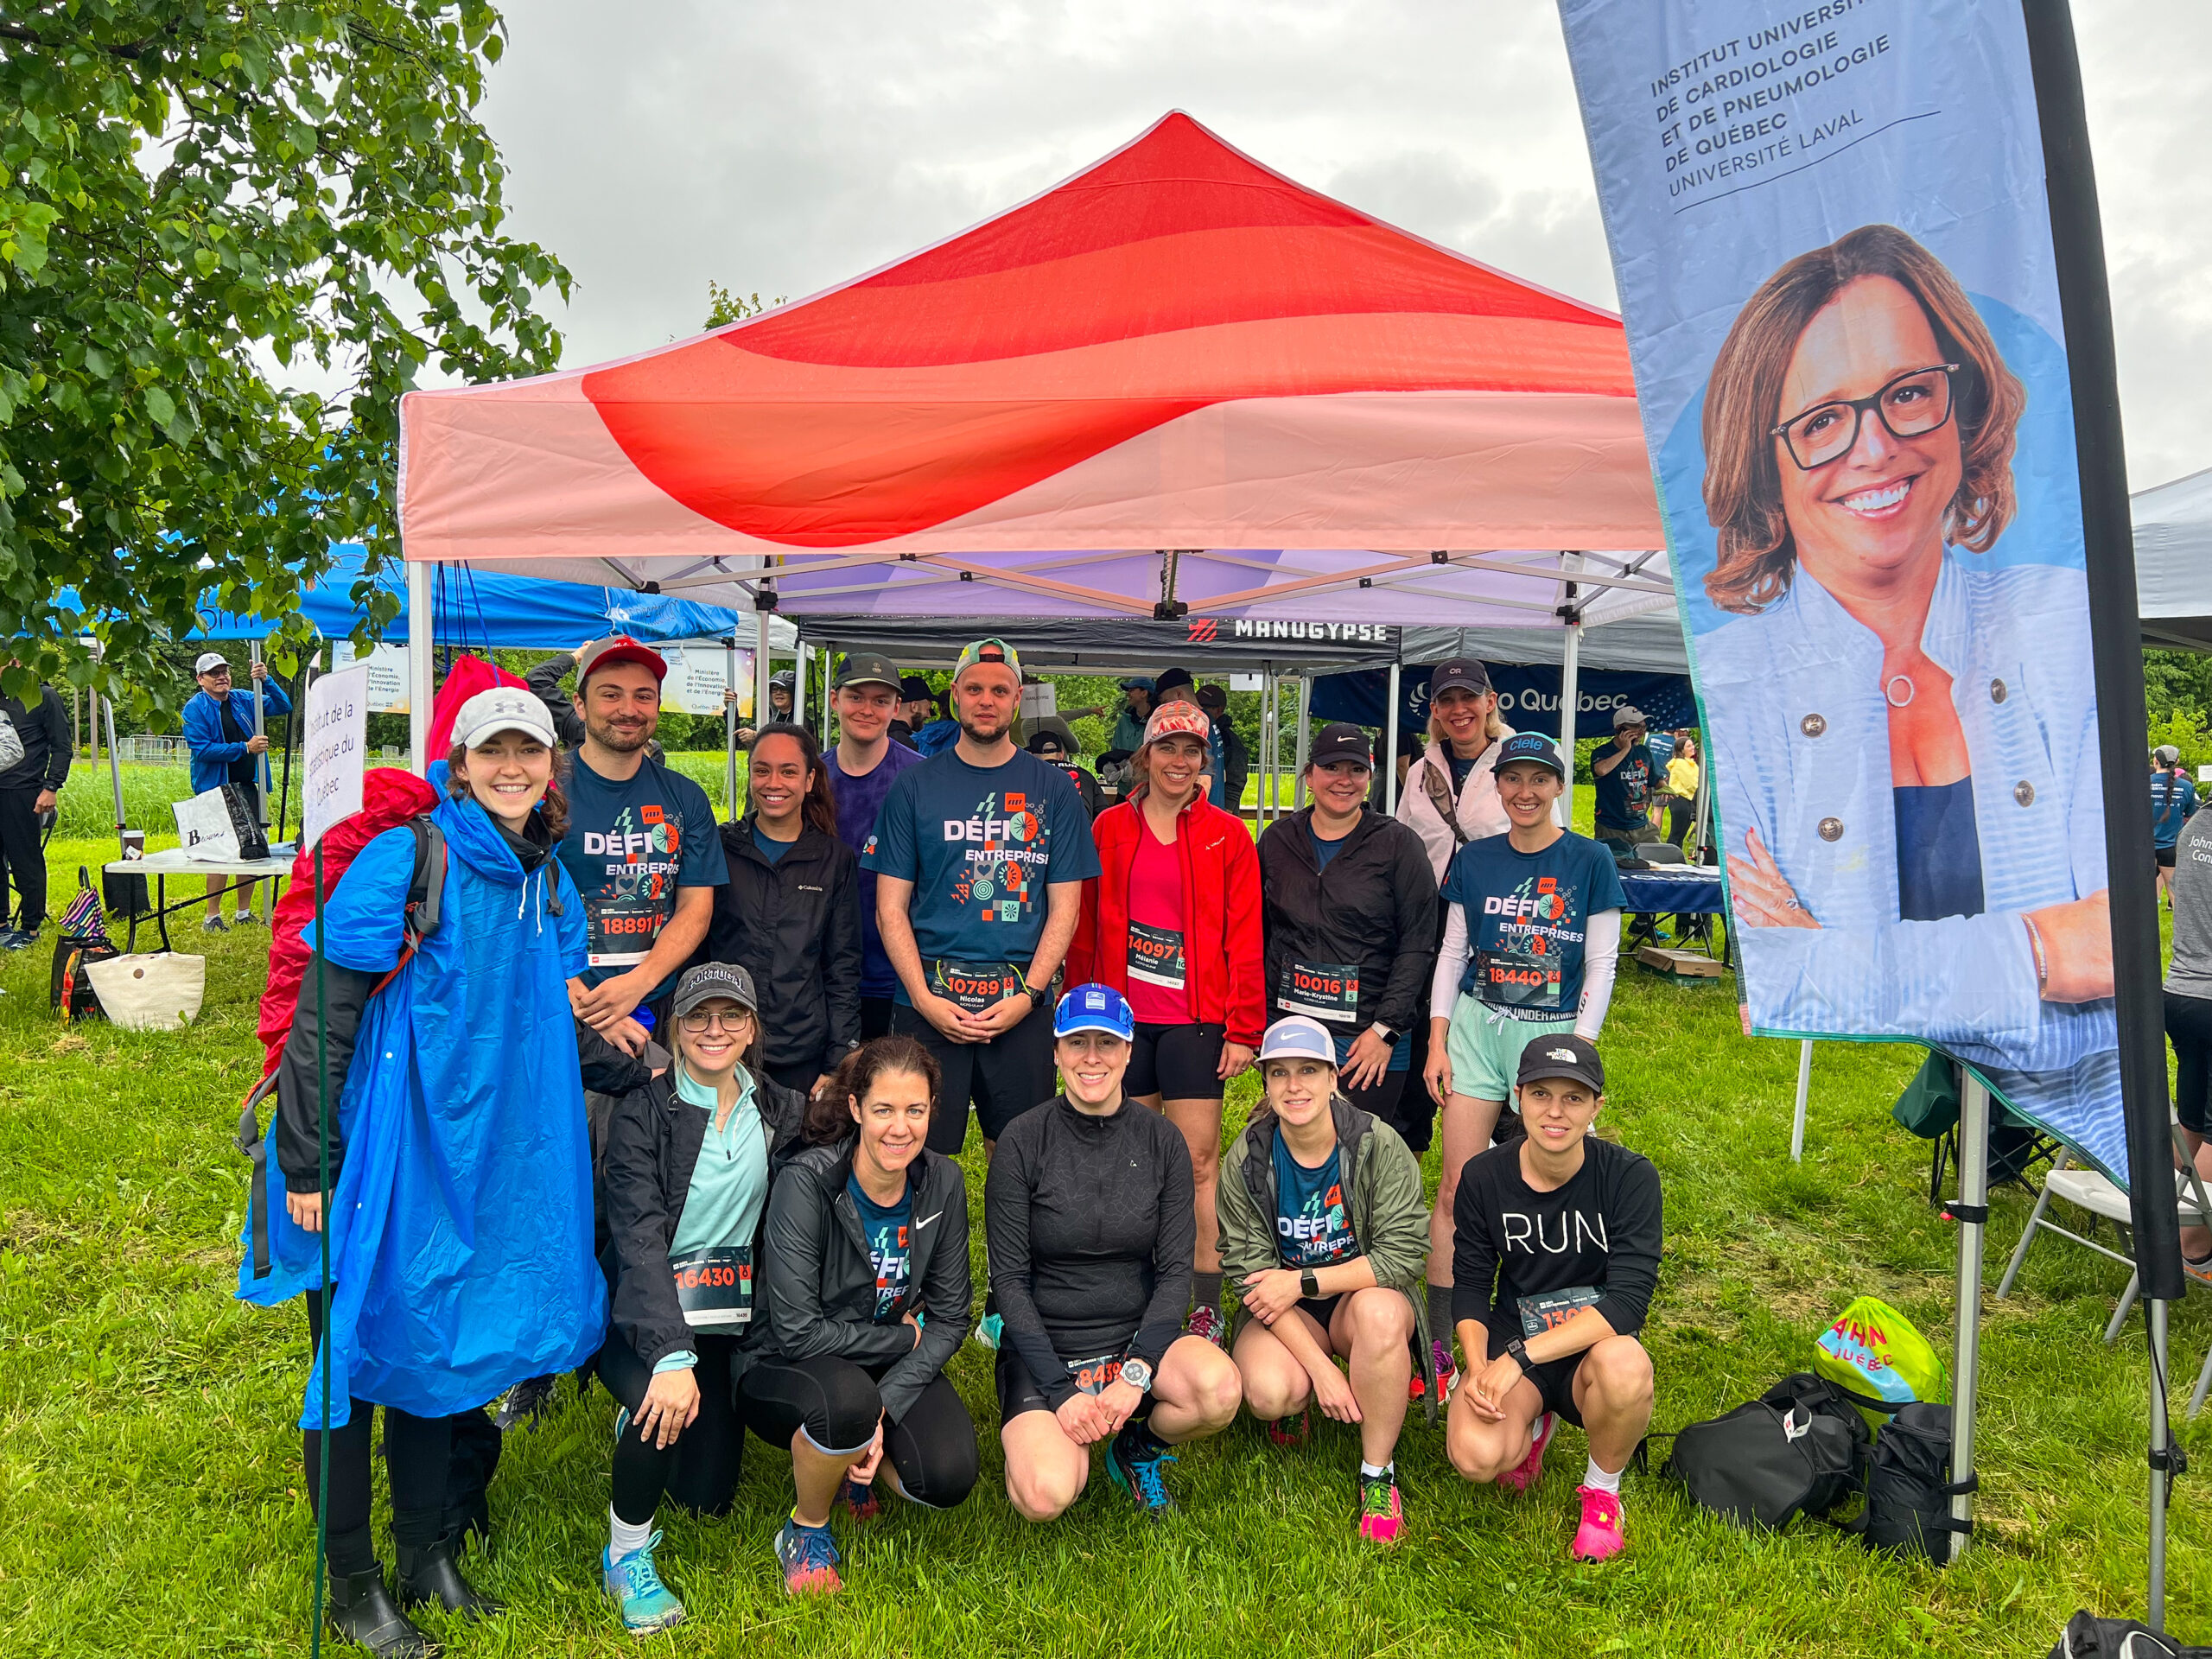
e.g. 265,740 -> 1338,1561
1066,791 -> 1266,1048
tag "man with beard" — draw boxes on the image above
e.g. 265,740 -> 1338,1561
865,639 -> 1099,1158
555,636 -> 728,1057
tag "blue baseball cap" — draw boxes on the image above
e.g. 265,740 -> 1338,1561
1492,732 -> 1567,779
1054,982 -> 1134,1041
1258,1015 -> 1338,1066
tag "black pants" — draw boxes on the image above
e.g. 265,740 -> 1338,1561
1346,1065 -> 1414,1147
0,785 -> 46,931
1662,795 -> 1696,849
861,995 -> 897,1041
600,1331 -> 977,1521
2168,990 -> 2212,1135
764,1057 -> 824,1095
892,1003 -> 1058,1152
301,1294 -> 502,1576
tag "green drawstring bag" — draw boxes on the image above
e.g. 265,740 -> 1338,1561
1815,1296 -> 1948,1433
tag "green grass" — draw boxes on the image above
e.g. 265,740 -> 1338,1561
0,823 -> 2206,1658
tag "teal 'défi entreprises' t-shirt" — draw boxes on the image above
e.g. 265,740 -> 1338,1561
861,747 -> 1099,1003
556,753 -> 728,1000
1441,830 -> 1625,1019
1272,1135 -> 1358,1270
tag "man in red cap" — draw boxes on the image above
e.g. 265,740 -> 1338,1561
549,636 -> 728,1057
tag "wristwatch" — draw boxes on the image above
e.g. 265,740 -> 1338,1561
1300,1268 -> 1321,1300
1116,1356 -> 1154,1394
1504,1336 -> 1535,1376
1370,1022 -> 1395,1044
1022,981 -> 1047,1005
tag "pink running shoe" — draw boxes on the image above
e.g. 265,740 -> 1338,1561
1497,1411 -> 1558,1496
1357,1470 -> 1405,1547
1185,1304 -> 1229,1350
1572,1484 -> 1627,1562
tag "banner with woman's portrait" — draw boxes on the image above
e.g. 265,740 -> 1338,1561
1559,0 -> 2126,1177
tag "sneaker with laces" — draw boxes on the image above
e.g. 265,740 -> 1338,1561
838,1473 -> 880,1522
0,926 -> 35,950
1267,1408 -> 1310,1449
1572,1484 -> 1627,1562
495,1372 -> 557,1431
233,910 -> 262,927
601,1532 -> 686,1633
1185,1303 -> 1228,1350
970,1312 -> 1004,1350
201,913 -> 228,934
1357,1469 -> 1405,1546
774,1516 -> 842,1595
1428,1338 -> 1460,1404
1105,1425 -> 1178,1517
1497,1411 -> 1558,1496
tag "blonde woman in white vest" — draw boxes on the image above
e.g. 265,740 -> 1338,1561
1397,658 -> 1516,880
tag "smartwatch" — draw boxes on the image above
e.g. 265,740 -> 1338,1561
1504,1336 -> 1535,1376
1300,1268 -> 1321,1300
1116,1356 -> 1154,1394
1022,982 -> 1047,1006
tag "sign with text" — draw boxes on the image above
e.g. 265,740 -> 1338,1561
658,642 -> 753,719
1559,0 -> 2122,1177
327,640 -> 410,713
302,668 -> 370,853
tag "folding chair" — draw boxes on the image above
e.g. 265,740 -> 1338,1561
1994,1124 -> 2212,1417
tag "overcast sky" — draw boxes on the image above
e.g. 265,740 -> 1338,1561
471,0 -> 2212,492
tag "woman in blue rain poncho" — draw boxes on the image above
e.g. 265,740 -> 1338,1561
238,687 -> 605,1658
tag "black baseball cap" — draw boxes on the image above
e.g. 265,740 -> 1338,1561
1153,665 -> 1195,696
899,675 -> 933,701
1026,716 -> 1076,756
834,651 -> 901,692
1492,731 -> 1567,778
1516,1032 -> 1605,1094
1429,658 -> 1492,698
1308,722 -> 1373,769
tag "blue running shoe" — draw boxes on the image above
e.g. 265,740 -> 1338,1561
1105,1425 -> 1178,1517
774,1516 -> 842,1596
602,1532 -> 685,1633
971,1313 -> 1004,1350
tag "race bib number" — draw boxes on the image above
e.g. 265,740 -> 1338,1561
1065,1351 -> 1126,1396
1477,949 -> 1563,1013
1516,1286 -> 1603,1339
671,1245 -> 753,1330
1280,961 -> 1360,1024
585,889 -> 669,969
1125,921 -> 1185,990
928,959 -> 1026,1014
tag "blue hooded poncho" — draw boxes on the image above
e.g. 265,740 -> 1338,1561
238,789 -> 606,1428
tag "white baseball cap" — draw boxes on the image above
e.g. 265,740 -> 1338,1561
194,652 -> 229,675
452,687 -> 557,752
1258,1015 -> 1338,1066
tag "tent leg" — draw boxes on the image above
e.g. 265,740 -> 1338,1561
724,636 -> 740,817
1383,662 -> 1402,817
407,561 -> 435,773
820,646 -> 834,746
250,639 -> 270,917
791,630 -> 806,728
1948,1065 -> 1990,1564
1294,677 -> 1312,809
1556,618 -> 1582,830
103,691 -> 126,858
753,604 -> 772,796
2150,1296 -> 2171,1629
1790,1040 -> 1813,1162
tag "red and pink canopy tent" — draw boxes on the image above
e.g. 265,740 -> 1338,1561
397,111 -> 1670,768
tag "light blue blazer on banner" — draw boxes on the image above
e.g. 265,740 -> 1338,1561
1699,548 -> 2114,1082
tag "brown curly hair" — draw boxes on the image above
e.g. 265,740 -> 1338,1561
1700,224 -> 2024,616
802,1034 -> 942,1147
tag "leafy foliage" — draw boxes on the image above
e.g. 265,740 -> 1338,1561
0,2 -> 569,712
702,280 -> 782,330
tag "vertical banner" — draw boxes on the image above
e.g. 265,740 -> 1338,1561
302,668 -> 370,853
1560,0 -> 2124,1176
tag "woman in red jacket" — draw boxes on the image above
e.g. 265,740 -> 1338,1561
1066,703 -> 1265,1345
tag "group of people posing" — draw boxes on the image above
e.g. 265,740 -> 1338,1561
240,633 -> 1662,1655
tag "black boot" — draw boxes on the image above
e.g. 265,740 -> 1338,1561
325,1566 -> 436,1658
395,1541 -> 503,1621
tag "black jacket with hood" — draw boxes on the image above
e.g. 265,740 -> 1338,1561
1255,804 -> 1440,1039
699,815 -> 863,1077
601,1066 -> 810,1377
761,1140 -> 971,1423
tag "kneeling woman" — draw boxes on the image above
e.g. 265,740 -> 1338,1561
1445,1035 -> 1660,1564
1217,1016 -> 1433,1546
753,1034 -> 980,1588
595,962 -> 810,1629
988,985 -> 1243,1519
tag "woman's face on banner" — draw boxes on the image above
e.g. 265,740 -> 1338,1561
1773,276 -> 1962,588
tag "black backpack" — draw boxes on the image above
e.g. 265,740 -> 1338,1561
1658,1372 -> 1869,1529
2048,1611 -> 2212,1658
1834,1401 -> 1974,1563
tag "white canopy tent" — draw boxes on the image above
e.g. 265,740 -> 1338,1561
2134,464 -> 2212,653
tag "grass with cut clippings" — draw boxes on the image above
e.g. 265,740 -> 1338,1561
0,823 -> 2204,1657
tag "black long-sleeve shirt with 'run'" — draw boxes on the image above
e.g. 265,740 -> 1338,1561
1451,1134 -> 1662,1346
985,1092 -> 1194,1410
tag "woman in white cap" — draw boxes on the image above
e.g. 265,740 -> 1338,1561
1065,701 -> 1265,1349
240,686 -> 601,1657
1217,1015 -> 1432,1546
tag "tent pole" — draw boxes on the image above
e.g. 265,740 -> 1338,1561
753,602 -> 772,795
103,692 -> 124,856
820,646 -> 834,746
1557,619 -> 1582,830
1948,1065 -> 1990,1564
1294,677 -> 1312,810
2150,1296 -> 2170,1625
407,560 -> 435,773
1257,673 -> 1271,823
791,628 -> 807,728
1790,1041 -> 1813,1162
1383,662 -> 1402,816
724,636 -> 740,817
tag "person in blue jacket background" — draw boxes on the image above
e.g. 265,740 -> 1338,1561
2152,744 -> 2197,907
181,650 -> 291,929
238,686 -> 604,1656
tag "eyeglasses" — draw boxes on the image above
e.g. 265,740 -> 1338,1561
1770,364 -> 1959,471
679,1008 -> 752,1034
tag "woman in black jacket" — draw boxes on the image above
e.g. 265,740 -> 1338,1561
754,1035 -> 978,1590
701,722 -> 863,1096
1256,725 -> 1440,1143
594,961 -> 808,1633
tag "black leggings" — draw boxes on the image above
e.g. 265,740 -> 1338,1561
599,1331 -> 978,1522
301,1294 -> 501,1576
2168,990 -> 2212,1135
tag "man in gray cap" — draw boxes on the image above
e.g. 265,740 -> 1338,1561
1590,705 -> 1656,857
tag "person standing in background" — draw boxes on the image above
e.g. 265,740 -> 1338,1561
2160,797 -> 2212,1287
1103,677 -> 1155,766
181,651 -> 291,931
1656,733 -> 1701,851
892,676 -> 936,750
2152,745 -> 2197,906
1025,718 -> 1102,820
823,653 -> 925,1039
1590,706 -> 1656,859
0,661 -> 71,950
1196,684 -> 1249,815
